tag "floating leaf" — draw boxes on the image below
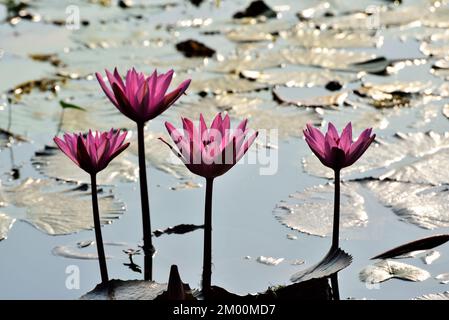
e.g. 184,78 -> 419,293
354,81 -> 433,109
240,69 -> 357,88
188,75 -> 268,95
311,5 -> 424,30
0,213 -> 15,241
256,256 -> 284,266
80,280 -> 167,300
291,248 -> 352,283
274,183 -> 367,237
381,148 -> 449,185
273,86 -> 348,108
283,28 -> 382,49
177,94 -> 321,138
3,178 -> 125,235
211,48 -> 374,74
280,48 -> 375,71
364,181 -> 449,230
360,260 -> 430,284
371,234 -> 449,260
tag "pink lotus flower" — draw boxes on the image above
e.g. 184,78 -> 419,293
95,68 -> 191,124
54,128 -> 129,284
303,122 -> 375,171
54,129 -> 130,175
160,113 -> 258,178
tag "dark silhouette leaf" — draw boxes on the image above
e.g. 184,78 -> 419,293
371,234 -> 449,260
153,224 -> 204,237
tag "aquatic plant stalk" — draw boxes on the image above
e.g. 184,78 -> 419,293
332,169 -> 340,251
90,173 -> 108,284
96,68 -> 191,280
331,274 -> 340,300
202,177 -> 214,294
160,113 -> 258,296
137,122 -> 154,280
303,122 -> 375,250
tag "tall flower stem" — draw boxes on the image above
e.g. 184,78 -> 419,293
202,177 -> 214,296
331,169 -> 341,251
90,174 -> 109,284
137,122 -> 153,281
331,274 -> 340,300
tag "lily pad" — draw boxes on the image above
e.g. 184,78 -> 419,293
359,260 -> 430,284
283,27 -> 382,49
274,183 -> 367,237
354,81 -> 433,109
211,48 -> 374,74
273,86 -> 348,108
364,180 -> 449,230
3,178 -> 125,235
188,75 -> 268,95
177,94 -> 322,138
240,69 -> 357,88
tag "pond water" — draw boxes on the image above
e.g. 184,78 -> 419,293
1,0 -> 449,300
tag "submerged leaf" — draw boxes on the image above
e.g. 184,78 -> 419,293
3,178 -> 125,235
291,248 -> 352,283
371,234 -> 449,260
360,260 -> 430,284
274,183 -> 367,237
